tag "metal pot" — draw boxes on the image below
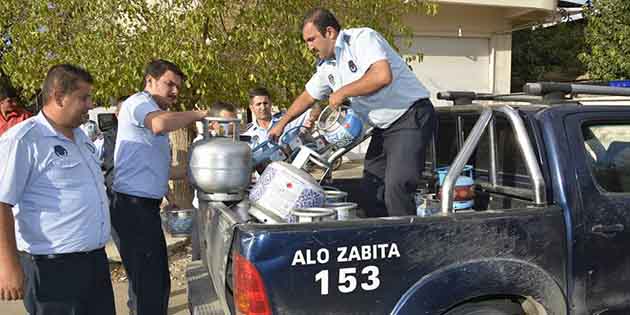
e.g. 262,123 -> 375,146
249,161 -> 325,221
322,186 -> 348,204
325,202 -> 359,220
189,117 -> 252,194
290,207 -> 337,223
163,208 -> 195,236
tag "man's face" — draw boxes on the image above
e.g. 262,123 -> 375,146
211,109 -> 238,134
0,97 -> 18,114
249,95 -> 272,121
59,81 -> 94,129
145,70 -> 182,110
303,22 -> 336,60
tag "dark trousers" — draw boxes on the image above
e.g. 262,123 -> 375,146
19,248 -> 115,315
360,98 -> 436,217
111,192 -> 170,315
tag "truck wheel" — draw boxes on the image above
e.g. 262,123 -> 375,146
444,300 -> 525,315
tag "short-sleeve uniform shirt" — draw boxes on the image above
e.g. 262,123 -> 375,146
113,91 -> 171,199
305,28 -> 430,129
0,112 -> 110,254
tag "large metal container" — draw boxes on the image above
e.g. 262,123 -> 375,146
189,117 -> 252,194
249,161 -> 325,221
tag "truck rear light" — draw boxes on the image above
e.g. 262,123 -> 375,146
233,253 -> 271,315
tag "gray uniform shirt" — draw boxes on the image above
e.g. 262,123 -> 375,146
0,112 -> 110,254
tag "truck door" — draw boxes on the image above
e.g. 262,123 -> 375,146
566,110 -> 630,315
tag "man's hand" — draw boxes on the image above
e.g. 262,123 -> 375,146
328,89 -> 347,110
0,258 -> 24,301
267,122 -> 286,143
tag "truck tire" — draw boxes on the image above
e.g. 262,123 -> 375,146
444,300 -> 525,315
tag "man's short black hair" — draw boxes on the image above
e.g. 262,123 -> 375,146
41,64 -> 93,105
248,87 -> 271,101
0,79 -> 17,101
143,59 -> 186,86
210,101 -> 236,117
302,8 -> 341,35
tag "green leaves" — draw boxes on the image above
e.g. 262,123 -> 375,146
580,0 -> 630,80
1,0 -> 434,110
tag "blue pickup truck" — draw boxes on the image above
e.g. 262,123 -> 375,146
187,83 -> 630,315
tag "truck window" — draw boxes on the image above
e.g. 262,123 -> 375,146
462,114 -> 531,188
583,123 -> 630,193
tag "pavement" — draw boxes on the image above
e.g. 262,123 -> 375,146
0,281 -> 190,315
0,231 -> 191,315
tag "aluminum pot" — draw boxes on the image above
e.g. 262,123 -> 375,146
322,186 -> 348,204
289,207 -> 337,223
163,209 -> 195,236
249,161 -> 325,221
189,117 -> 252,194
325,202 -> 359,220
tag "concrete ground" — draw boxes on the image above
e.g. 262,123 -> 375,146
0,232 -> 191,315
0,281 -> 189,315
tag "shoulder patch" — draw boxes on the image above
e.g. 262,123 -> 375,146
343,34 -> 351,45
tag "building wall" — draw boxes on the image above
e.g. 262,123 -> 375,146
396,3 -> 520,105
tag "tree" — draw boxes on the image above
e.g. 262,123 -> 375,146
0,0 -> 437,109
512,22 -> 586,91
0,0 -> 437,208
579,0 -> 630,80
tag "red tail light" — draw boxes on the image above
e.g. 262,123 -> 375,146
233,253 -> 272,315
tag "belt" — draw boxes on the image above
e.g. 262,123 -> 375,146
23,247 -> 105,261
114,191 -> 162,209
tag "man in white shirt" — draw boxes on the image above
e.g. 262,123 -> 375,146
112,59 -> 209,315
269,8 -> 436,217
0,64 -> 115,314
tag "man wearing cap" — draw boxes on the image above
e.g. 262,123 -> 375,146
0,64 -> 115,314
0,81 -> 31,137
269,8 -> 436,217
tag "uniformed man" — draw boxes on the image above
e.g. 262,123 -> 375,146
0,64 -> 115,314
112,59 -> 209,315
243,86 -> 313,149
268,8 -> 436,217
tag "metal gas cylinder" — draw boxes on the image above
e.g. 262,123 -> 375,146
317,105 -> 363,148
189,117 -> 252,196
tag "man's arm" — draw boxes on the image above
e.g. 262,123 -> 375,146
268,91 -> 316,142
144,110 -> 207,135
0,202 -> 23,301
328,60 -> 392,108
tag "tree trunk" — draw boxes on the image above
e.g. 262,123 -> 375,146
168,126 -> 195,209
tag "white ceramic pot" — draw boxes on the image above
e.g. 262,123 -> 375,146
249,161 -> 325,221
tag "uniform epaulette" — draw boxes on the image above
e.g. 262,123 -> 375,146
5,118 -> 37,141
316,58 -> 325,67
246,122 -> 254,130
